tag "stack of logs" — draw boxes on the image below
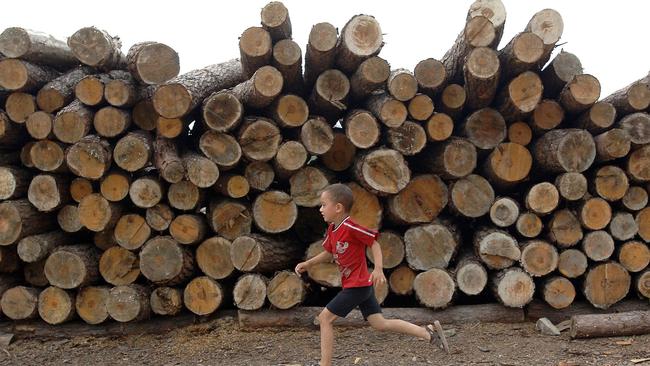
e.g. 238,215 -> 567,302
0,0 -> 648,326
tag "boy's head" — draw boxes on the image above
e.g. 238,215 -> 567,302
319,183 -> 353,223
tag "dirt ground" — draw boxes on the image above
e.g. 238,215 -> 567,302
0,314 -> 649,366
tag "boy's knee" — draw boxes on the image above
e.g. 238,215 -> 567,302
318,310 -> 335,325
369,317 -> 388,331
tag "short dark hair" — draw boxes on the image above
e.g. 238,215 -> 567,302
323,183 -> 354,212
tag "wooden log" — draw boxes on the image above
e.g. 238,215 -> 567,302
99,246 -> 140,286
386,175 -> 447,225
99,170 -> 130,202
558,248 -> 588,279
464,47 -> 499,110
5,92 -> 37,123
492,267 -> 535,308
126,41 -> 180,85
496,71 -> 543,122
461,108 -> 506,151
274,140 -> 308,178
594,128 -> 630,163
214,174 -> 248,199
591,165 -> 629,202
408,94 -> 434,121
442,16 -> 496,85
252,191 -> 297,234
437,84 -> 466,119
68,27 -> 125,70
69,177 -> 92,203
199,130 -> 242,170
145,203 -> 175,233
343,109 -> 380,149
300,116 -> 334,155
303,22 -> 338,88
350,56 -> 390,101
558,74 -> 601,114
414,58 -> 446,97
529,99 -> 564,134
548,209 -> 583,248
321,132 -> 356,172
0,59 -> 59,92
583,261 -> 631,309
618,112 -> 650,147
27,174 -> 69,212
519,240 -> 558,277
527,299 -> 649,324
196,236 -> 234,280
139,236 -> 194,286
234,273 -> 268,310
413,268 -> 455,309
26,111 -> 53,140
498,32 -> 543,82
107,285 -> 151,322
365,92 -> 407,128
261,1 -> 292,41
183,276 -> 225,316
467,0 -> 507,42
570,310 -> 650,339
38,286 -> 76,325
150,287 -> 183,316
489,197 -> 519,228
534,129 -> 595,173
74,73 -> 110,107
574,101 -> 616,133
366,231 -> 404,270
418,137 -> 476,180
167,180 -> 203,211
0,166 -> 31,200
17,230 -> 69,263
113,213 -> 151,250
57,204 -> 83,233
0,286 -> 39,320
387,69 -> 417,102
267,271 -> 306,310
271,94 -> 309,128
579,196 -> 612,230
609,212 -> 638,242
65,135 -> 112,180
483,142 -> 532,188
238,117 -> 282,163
239,27 -> 272,79
129,176 -> 164,209
304,241 -> 340,287
335,14 -> 383,74
0,27 -> 77,68
543,276 -> 575,310
231,65 -> 283,109
628,145 -> 650,182
353,148 -> 410,196
272,39 -> 303,93
113,130 -> 152,172
309,69 -> 349,122
622,186 -> 648,211
0,111 -> 27,149
425,113 -> 454,143
636,270 -> 650,300
245,162 -> 275,192
0,199 -> 56,246
348,182 -> 383,231
289,166 -> 331,207
202,91 -> 243,132
231,234 -> 302,273
508,122 -> 532,146
207,199 -> 252,241
37,67 -> 93,113
448,174 -> 495,218
525,9 -> 563,67
153,59 -> 244,119
404,221 -> 459,270
386,121 -> 427,156
602,76 -> 650,116
78,193 -> 121,232
53,100 -> 93,144
157,116 -> 188,140
454,255 -> 488,296
473,227 -> 520,270
525,182 -> 559,216
618,240 -> 650,273
44,244 -> 99,289
170,214 -> 207,245
92,106 -> 131,138
541,50 -> 582,98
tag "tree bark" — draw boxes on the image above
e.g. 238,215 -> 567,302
53,100 -> 93,144
602,75 -> 650,117
496,71 -> 543,122
36,67 -> 93,113
0,199 -> 56,245
17,230 -> 69,263
303,22 -> 338,88
150,287 -> 183,316
231,65 -> 283,109
239,27 -> 272,79
558,74 -> 601,114
570,310 -> 650,339
350,56 -> 390,100
0,27 -> 77,68
442,16 -> 497,85
231,234 -> 302,273
0,59 -> 60,92
272,39 -> 303,94
464,47 -> 499,109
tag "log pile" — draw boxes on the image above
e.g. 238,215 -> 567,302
0,0 -> 649,325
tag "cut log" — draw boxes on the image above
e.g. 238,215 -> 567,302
321,132 -> 356,172
0,199 -> 56,246
543,276 -> 575,310
602,76 -> 650,116
534,129 -> 595,173
622,186 -> 648,211
65,135 -> 112,180
529,99 -> 564,134
169,214 -> 207,245
437,84 -> 466,119
414,58 -> 446,97
75,286 -> 110,325
404,222 -> 460,270
408,94 -> 434,121
448,174 -> 495,218
53,100 -> 93,144
252,191 -> 297,234
387,69 -> 417,102
274,140 -> 307,178
300,116 -> 334,155
38,286 -> 76,325
548,209 -> 583,248
583,261 -> 631,309
464,47 -> 499,110
289,166 -> 331,208
507,122 -> 532,146
618,240 -> 650,273
489,197 -> 519,228
574,101 -> 616,133
107,285 -> 151,322
231,65 -> 283,109
126,41 -> 180,85
114,213 -> 151,250
26,111 -> 53,140
335,14 -> 383,74
498,32 -> 543,82
239,27 -> 272,78
267,271 -> 306,310
594,128 -> 630,163
37,67 -> 93,113
519,240 -> 559,277
541,50 -> 582,98
442,16 -> 496,85
628,144 -> 650,182
196,236 -> 234,280
636,270 -> 650,300
153,59 -> 244,119
353,148 -> 410,196
467,0 -> 507,42
57,204 -> 83,233
618,112 -> 650,147
202,91 -> 243,132
473,227 -> 520,270
139,236 -> 194,286
343,109 -> 380,149
0,166 -> 31,200
167,180 -> 203,211
0,27 -> 77,68
156,116 -> 186,139
496,71 -> 543,122
129,176 -> 164,209
184,276 -> 225,315
68,27 -> 125,70
309,69 -> 349,122
348,182 -> 383,230
350,56 -> 390,100
454,255 -> 488,296
207,199 -> 252,241
386,121 -> 427,156
365,92 -> 407,128
234,273 -> 268,310
365,230 -> 404,269
100,170 -> 130,202
413,268 -> 455,309
17,230 -> 69,263
492,267 -> 535,308
525,9 -> 563,67
609,212 -> 638,241
78,193 -> 121,232
0,59 -> 59,92
101,70 -> 141,107
150,287 -> 183,316
558,74 -> 601,114
591,165 -> 628,202
386,175 -> 447,225
483,142 -> 532,188
272,39 -> 303,93
558,248 -> 588,279
303,22 -> 338,88
238,117 -> 281,163
261,1 -> 292,41
199,131 -> 242,170
74,73 -> 110,106
570,310 -> 650,339
305,240 -> 340,287
231,234 -> 302,272
44,244 -> 99,289
214,174 -> 248,199
425,113 -> 454,143
579,196 -> 612,230
99,246 -> 140,286
70,177 -> 93,203
92,106 -> 131,138
245,161 -> 275,192
525,182 -> 559,216
419,137 -> 476,180
5,92 -> 37,123
272,94 -> 309,128
0,286 -> 39,320
113,130 -> 152,172
28,174 -> 69,212
145,203 -> 175,232
461,108 -> 506,151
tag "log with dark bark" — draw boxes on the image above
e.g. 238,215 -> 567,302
202,91 -> 243,132
335,14 -> 383,74
36,67 -> 93,113
0,27 -> 78,68
602,75 -> 650,116
272,39 -> 303,93
68,27 -> 126,70
414,58 -> 446,97
126,41 -> 180,85
558,74 -> 601,114
44,244 -> 99,289
231,65 -> 283,109
541,51 -> 582,98
386,121 -> 427,156
0,111 -> 28,148
404,222 -> 459,271
309,69 -> 349,122
320,132 -> 356,172
303,22 -> 338,88
139,236 -> 194,286
365,92 -> 407,128
0,199 -> 56,245
17,230 -> 69,263
498,32 -> 543,82
570,310 -> 650,339
442,16 -> 496,85
0,59 -> 59,92
534,129 -> 595,173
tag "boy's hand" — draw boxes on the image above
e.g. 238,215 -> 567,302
370,268 -> 386,286
295,261 -> 309,275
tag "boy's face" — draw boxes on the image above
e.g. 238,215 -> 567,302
319,191 -> 344,224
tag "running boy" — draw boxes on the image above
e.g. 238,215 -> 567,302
295,183 -> 449,366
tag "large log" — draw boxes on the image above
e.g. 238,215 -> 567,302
304,240 -> 340,287
519,240 -> 558,277
38,286 -> 76,325
239,27 -> 272,79
145,203 -> 175,233
461,108 -> 506,151
17,230 -> 69,263
139,236 -> 194,286
68,27 -> 126,70
309,69 -> 349,122
342,110 -> 380,149
558,74 -> 601,114
524,9 -> 563,67
574,101 -> 616,133
591,165 -> 628,202
0,59 -> 59,92
483,142 -> 532,188
207,199 -> 252,241
0,199 -> 56,246
321,132 -> 356,172
202,91 -> 243,132
609,212 -> 638,241
529,99 -> 564,134
57,204 -> 83,233
238,117 -> 282,163
78,193 -> 121,232
129,176 -> 164,209
386,121 -> 427,156
413,268 -> 455,309
534,129 -> 595,173
489,197 -> 519,228
199,130 -> 242,170
448,174 -> 494,218
272,40 -> 303,93
74,73 -> 110,107
44,244 -> 99,289
583,261 -> 631,309
214,174 -> 248,199
261,1 -> 292,41
492,267 -> 535,308
473,227 -> 520,270
387,69 -> 417,102
196,236 -> 234,280
525,182 -> 559,216
231,65 -> 283,109
348,182 -> 383,230
628,144 -> 650,182
99,170 -> 130,202
5,92 -> 37,123
353,148 -> 410,196
274,140 -> 308,178
267,271 -> 306,310
252,190 -> 297,234
231,234 -> 302,273
234,273 -> 268,310
404,221 -> 459,271
126,41 -> 180,85
350,56 -> 390,101
36,67 -> 93,114
542,276 -> 575,310
289,166 -> 331,208
169,214 -> 207,245
299,116 -> 334,155
1,286 -> 39,320
622,186 -> 648,212
303,22 -> 338,88
113,130 -> 152,172
25,111 -> 53,140
53,100 -> 93,144
0,27 -> 77,68
414,58 -> 446,97
107,285 -> 151,322
93,106 -> 131,138
386,175 -> 447,225
167,180 -> 203,211
75,286 -> 110,325
437,84 -> 466,119
570,311 -> 650,339
335,14 -> 383,74
183,276 -> 225,316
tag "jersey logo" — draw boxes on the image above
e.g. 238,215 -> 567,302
335,241 -> 349,254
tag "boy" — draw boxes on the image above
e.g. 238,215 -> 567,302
295,183 -> 449,366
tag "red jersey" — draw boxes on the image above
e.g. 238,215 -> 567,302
322,216 -> 379,288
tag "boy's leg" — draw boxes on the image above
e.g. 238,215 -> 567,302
366,313 -> 428,339
318,308 -> 338,366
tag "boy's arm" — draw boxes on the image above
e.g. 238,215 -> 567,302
295,250 -> 333,274
369,241 -> 386,285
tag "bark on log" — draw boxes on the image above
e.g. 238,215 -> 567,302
335,14 -> 383,74
252,191 -> 297,234
541,51 -> 582,98
261,1 -> 292,42
150,287 -> 183,316
207,199 -> 252,241
570,310 -> 650,339
574,101 -> 616,133
78,193 -> 121,232
0,165 -> 31,200
239,27 -> 272,79
68,27 -> 126,70
418,137 -> 476,180
107,284 -> 151,322
558,74 -> 601,114
303,22 -> 338,88
0,27 -> 77,68
36,67 -> 93,113
126,41 -> 180,85
492,267 -> 535,308
233,273 -> 268,310
309,69 -> 349,122
139,236 -> 194,286
231,234 -> 302,273
594,128 -> 630,163
0,246 -> 20,273
413,268 -> 455,309
498,32 -> 543,82
53,100 -> 93,144
414,58 -> 446,97
448,174 -> 495,218
267,271 -> 306,310
386,175 -> 447,225
365,92 -> 407,128
473,227 -> 520,270
196,236 -> 234,280
350,56 -> 390,101
464,47 -> 499,110
0,199 -> 56,245
558,248 -> 588,279
353,148 -> 410,196
183,276 -> 225,315
17,230 -> 69,263
0,59 -> 59,92
272,40 -> 303,94
44,244 -> 100,289
534,129 -> 595,173
442,16 -> 497,85
404,221 -> 460,271
519,240 -> 558,277
583,261 -> 631,309
231,65 -> 283,109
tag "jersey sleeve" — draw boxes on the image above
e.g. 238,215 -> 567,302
348,223 -> 378,247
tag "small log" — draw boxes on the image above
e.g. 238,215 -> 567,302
44,244 -> 99,289
183,276 -> 225,315
0,199 -> 56,246
448,174 -> 495,218
199,130 -> 242,170
489,197 -> 519,228
574,101 -> 616,133
252,191 -> 297,234
425,113 -> 454,142
343,109 -> 380,149
519,240 -> 559,277
558,74 -> 601,114
231,65 -> 283,109
418,137 -> 476,180
234,273 -> 268,310
74,73 -> 110,106
628,145 -> 650,182
27,174 -> 69,212
618,240 -> 650,273
541,50 -> 582,98
524,9 -> 563,67
65,135 -> 112,180
0,59 -> 59,92
335,14 -> 383,74
0,166 -> 31,200
414,58 -> 446,97
272,39 -> 303,93
365,92 -> 407,128
303,22 -> 338,88
496,71 -> 543,122
17,230 -> 69,263
609,212 -> 638,241
53,100 -> 93,144
100,170 -> 130,202
239,27 -> 272,78
498,32 -> 543,82
386,175 -> 447,225
442,16 -> 496,85
5,92 -> 37,123
350,56 -> 390,100
492,267 -> 535,308
145,203 -> 175,232
99,246 -> 140,286
474,227 -> 520,270
461,108 -> 506,151
309,69 -> 349,122
622,186 -> 648,211
267,271 -> 306,310
126,41 -> 180,85
321,132 -> 355,172
305,240 -> 340,287
408,94 -> 434,121
78,193 -> 121,232
26,111 -> 53,140
636,270 -> 650,300
169,214 -> 207,245
570,310 -> 650,339
0,27 -> 77,68
93,106 -> 131,138
150,287 -> 183,316
404,222 -> 459,270
231,234 -> 302,273
464,47 -> 499,109
525,182 -> 559,216
454,255 -> 488,296
593,129 -> 630,164
300,116 -> 334,155
618,112 -> 650,147
271,94 -> 309,128
602,76 -> 650,116
113,213 -> 151,250
196,236 -> 234,280
483,142 -> 532,188
38,286 -> 76,325
467,0 -> 506,42
167,180 -> 203,211
387,68 -> 417,102
366,230 -> 404,270
70,177 -> 93,203
543,276 -> 575,310
548,209 -> 583,248
261,1 -> 292,41
583,261 -> 631,309
558,248 -> 588,279
139,236 -> 194,286
113,130 -> 152,172
214,174 -> 248,199
348,182 -> 383,231
57,204 -> 83,233
591,165 -> 628,202
0,286 -> 39,320
353,148 -> 410,196
413,268 -> 455,309
68,27 -> 125,70
579,196 -> 612,230
507,122 -> 532,146
238,117 -> 282,163
289,166 -> 331,208
207,199 -> 252,241
156,116 -> 186,139
107,285 -> 151,322
437,84 -> 466,119
129,176 -> 164,209
202,91 -> 243,132
245,161 -> 275,191
529,100 -> 564,134
274,140 -> 308,178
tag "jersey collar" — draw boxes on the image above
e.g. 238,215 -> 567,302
332,216 -> 351,232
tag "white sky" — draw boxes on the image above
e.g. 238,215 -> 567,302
4,0 -> 648,96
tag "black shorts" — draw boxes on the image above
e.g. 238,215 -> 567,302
326,285 -> 382,320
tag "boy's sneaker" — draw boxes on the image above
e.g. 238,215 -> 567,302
427,320 -> 450,354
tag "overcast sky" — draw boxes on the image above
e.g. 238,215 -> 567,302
5,0 -> 648,96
